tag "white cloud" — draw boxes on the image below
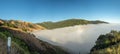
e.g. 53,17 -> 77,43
33,24 -> 120,54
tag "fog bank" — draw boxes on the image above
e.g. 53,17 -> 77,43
32,24 -> 120,54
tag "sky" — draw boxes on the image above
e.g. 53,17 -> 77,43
0,0 -> 120,23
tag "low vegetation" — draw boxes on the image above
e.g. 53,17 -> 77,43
0,19 -> 45,32
0,19 -> 68,54
90,30 -> 120,54
0,26 -> 68,54
37,19 -> 108,29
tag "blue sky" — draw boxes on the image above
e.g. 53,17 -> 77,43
0,0 -> 120,23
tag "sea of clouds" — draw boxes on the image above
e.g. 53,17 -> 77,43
32,23 -> 120,54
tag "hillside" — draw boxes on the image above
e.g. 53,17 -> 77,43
0,19 -> 45,32
0,27 -> 68,54
90,30 -> 120,54
0,19 -> 68,54
37,19 -> 108,29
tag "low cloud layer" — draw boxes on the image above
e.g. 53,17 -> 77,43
32,24 -> 120,54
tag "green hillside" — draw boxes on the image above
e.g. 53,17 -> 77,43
37,19 -> 108,29
0,19 -> 68,54
90,30 -> 120,54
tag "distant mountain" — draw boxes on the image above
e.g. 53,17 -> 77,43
90,30 -> 120,54
0,19 -> 45,32
0,26 -> 68,54
37,19 -> 108,29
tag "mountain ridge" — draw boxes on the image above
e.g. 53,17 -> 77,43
37,19 -> 108,29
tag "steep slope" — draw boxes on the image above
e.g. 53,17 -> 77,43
90,30 -> 120,54
0,19 -> 68,54
37,19 -> 108,29
0,27 -> 68,54
0,19 -> 45,32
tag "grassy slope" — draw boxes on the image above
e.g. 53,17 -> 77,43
0,19 -> 68,54
37,19 -> 108,29
0,19 -> 45,32
0,27 -> 68,54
